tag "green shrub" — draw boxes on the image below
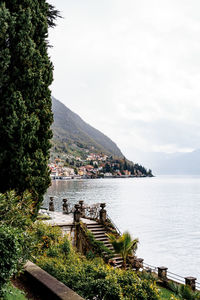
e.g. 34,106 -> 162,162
31,223 -> 160,300
0,191 -> 33,230
167,280 -> 200,300
29,221 -> 62,256
0,226 -> 25,295
86,250 -> 95,260
46,246 -> 60,258
116,270 -> 160,300
1,282 -> 27,300
179,284 -> 200,300
59,236 -> 71,256
37,248 -> 160,300
38,255 -> 123,300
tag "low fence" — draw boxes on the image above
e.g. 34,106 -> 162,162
143,262 -> 200,291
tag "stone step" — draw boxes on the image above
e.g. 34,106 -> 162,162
93,232 -> 107,236
102,240 -> 112,246
113,254 -> 122,258
88,227 -> 106,232
112,257 -> 122,261
102,242 -> 113,247
87,228 -> 105,232
92,230 -> 106,233
86,223 -> 123,269
87,224 -> 104,228
89,228 -> 106,232
95,237 -> 109,241
104,247 -> 114,251
92,231 -> 107,235
102,244 -> 113,250
95,239 -> 109,243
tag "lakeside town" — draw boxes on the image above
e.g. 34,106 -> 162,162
49,152 -> 153,179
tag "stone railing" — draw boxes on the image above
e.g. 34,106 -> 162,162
142,262 -> 200,291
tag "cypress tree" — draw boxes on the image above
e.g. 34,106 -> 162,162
0,1 -> 59,214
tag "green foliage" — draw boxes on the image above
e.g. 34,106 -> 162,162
37,253 -> 160,300
0,226 -> 25,294
31,223 -> 160,300
59,235 -> 71,257
29,221 -> 63,256
46,245 -> 60,258
1,282 -> 27,300
107,231 -> 139,269
0,190 -> 33,230
158,286 -> 176,299
80,223 -> 113,261
0,1 -> 59,216
139,271 -> 157,283
169,296 -> 179,300
36,213 -> 51,220
86,250 -> 96,260
167,281 -> 181,295
178,284 -> 200,299
0,191 -> 33,295
167,281 -> 200,300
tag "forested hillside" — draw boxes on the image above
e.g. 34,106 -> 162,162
51,96 -> 123,158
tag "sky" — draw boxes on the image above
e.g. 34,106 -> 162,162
48,0 -> 200,165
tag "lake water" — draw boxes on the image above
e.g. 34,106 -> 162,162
44,175 -> 200,281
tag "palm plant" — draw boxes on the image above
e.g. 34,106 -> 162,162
107,231 -> 139,269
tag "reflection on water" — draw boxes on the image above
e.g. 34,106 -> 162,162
44,176 -> 200,281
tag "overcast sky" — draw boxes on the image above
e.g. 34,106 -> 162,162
48,0 -> 200,163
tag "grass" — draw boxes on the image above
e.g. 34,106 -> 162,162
158,286 -> 177,299
3,283 -> 27,300
158,286 -> 179,300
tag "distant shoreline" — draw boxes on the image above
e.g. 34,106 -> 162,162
51,175 -> 154,181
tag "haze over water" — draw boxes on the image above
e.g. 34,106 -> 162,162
44,176 -> 200,281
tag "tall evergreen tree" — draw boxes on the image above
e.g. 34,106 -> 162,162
0,1 -> 59,214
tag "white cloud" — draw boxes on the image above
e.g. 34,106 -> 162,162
48,0 -> 200,161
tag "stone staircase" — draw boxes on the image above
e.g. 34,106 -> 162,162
86,223 -> 123,268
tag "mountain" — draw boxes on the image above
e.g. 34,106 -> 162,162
134,150 -> 200,175
51,97 -> 123,158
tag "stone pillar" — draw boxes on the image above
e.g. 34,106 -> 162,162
79,200 -> 85,217
49,197 -> 54,211
99,203 -> 107,223
185,277 -> 196,291
158,266 -> 168,281
62,198 -> 69,214
74,204 -> 81,223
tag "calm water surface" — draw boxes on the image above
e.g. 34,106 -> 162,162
44,176 -> 200,281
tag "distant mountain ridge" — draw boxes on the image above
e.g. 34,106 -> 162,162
136,149 -> 200,175
51,96 -> 123,158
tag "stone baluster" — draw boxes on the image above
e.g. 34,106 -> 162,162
62,198 -> 69,214
49,197 -> 54,211
79,200 -> 85,217
185,277 -> 196,291
158,266 -> 168,281
99,203 -> 107,223
74,204 -> 81,223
